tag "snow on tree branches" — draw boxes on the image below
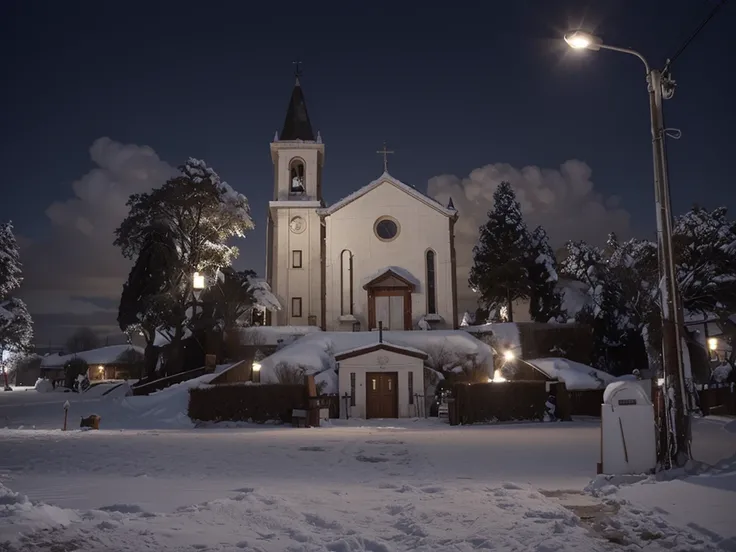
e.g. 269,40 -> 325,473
0,222 -> 22,299
528,226 -> 565,323
114,159 -> 255,375
114,158 -> 254,272
0,221 -> 33,361
0,298 -> 33,355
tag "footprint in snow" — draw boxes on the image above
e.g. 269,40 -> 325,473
355,454 -> 389,463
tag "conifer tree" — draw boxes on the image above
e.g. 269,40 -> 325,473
469,182 -> 533,322
0,221 -> 33,389
528,226 -> 565,323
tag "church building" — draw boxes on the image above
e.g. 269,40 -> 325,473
265,76 -> 460,331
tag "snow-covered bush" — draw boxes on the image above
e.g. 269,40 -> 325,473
34,378 -> 53,393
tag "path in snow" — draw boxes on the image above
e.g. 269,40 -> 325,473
0,420 -> 729,551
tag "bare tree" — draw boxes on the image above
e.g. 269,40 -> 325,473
66,327 -> 101,353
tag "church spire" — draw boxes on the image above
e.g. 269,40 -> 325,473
280,63 -> 315,141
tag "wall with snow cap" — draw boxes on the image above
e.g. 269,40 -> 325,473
323,179 -> 456,331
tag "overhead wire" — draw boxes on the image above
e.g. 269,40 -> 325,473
665,0 -> 727,70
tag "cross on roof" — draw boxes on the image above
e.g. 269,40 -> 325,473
292,60 -> 303,78
376,142 -> 394,173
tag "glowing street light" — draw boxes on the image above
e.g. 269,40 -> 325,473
192,272 -> 206,291
503,350 -> 515,362
492,370 -> 507,383
564,28 -> 690,467
708,338 -> 718,351
563,31 -> 601,51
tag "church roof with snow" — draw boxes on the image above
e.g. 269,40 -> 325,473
279,77 -> 315,141
317,172 -> 458,217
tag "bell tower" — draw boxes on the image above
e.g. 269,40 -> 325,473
265,70 -> 325,328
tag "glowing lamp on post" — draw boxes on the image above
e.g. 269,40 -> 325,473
193,272 -> 206,295
503,350 -> 515,362
492,370 -> 507,383
252,362 -> 261,383
563,31 -> 602,51
708,338 -> 718,352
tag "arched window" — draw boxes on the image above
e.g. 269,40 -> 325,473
289,158 -> 305,194
426,250 -> 436,314
340,249 -> 353,315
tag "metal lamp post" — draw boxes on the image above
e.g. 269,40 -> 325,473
564,31 -> 691,466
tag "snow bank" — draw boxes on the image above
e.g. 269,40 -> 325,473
248,330 -> 494,391
0,482 -> 79,545
526,358 -> 614,390
463,323 -> 521,356
34,378 -> 53,393
1,372 -> 220,430
40,345 -> 144,368
238,325 -> 322,346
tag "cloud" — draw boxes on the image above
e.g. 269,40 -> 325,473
426,160 -> 632,311
19,138 -> 178,345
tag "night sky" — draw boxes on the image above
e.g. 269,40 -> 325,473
1,0 -> 733,347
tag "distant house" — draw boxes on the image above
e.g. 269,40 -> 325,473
40,345 -> 145,384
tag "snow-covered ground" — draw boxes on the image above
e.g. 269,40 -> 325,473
0,386 -> 735,551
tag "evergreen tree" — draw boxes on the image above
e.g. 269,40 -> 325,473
115,159 -> 254,374
469,182 -> 533,322
0,222 -> 22,299
0,222 -> 33,388
527,226 -> 565,323
118,222 -> 182,378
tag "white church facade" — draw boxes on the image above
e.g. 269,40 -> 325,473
265,77 -> 459,332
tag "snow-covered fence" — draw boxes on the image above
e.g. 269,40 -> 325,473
451,382 -> 549,424
700,384 -> 736,416
188,383 -> 308,423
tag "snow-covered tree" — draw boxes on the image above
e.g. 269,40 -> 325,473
0,222 -> 22,299
0,221 -> 33,388
115,159 -> 254,374
673,206 -> 736,317
469,182 -> 533,322
560,239 -> 647,374
527,226 -> 565,323
0,298 -> 33,356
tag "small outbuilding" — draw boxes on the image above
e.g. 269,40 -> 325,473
335,341 -> 427,419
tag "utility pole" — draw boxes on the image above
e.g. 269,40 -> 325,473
648,68 -> 691,467
564,31 -> 691,467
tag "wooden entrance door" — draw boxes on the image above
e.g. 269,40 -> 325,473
374,295 -> 405,330
366,372 -> 398,418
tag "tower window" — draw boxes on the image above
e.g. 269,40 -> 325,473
289,158 -> 305,194
292,250 -> 302,268
340,249 -> 353,315
291,297 -> 302,318
426,250 -> 437,314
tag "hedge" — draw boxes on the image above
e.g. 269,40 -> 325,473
188,383 -> 307,423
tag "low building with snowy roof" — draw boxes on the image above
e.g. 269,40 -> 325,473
216,328 -> 494,419
40,345 -> 145,382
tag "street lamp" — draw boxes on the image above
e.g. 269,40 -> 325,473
564,30 -> 691,466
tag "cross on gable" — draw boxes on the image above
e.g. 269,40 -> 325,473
376,142 -> 394,172
292,60 -> 303,78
